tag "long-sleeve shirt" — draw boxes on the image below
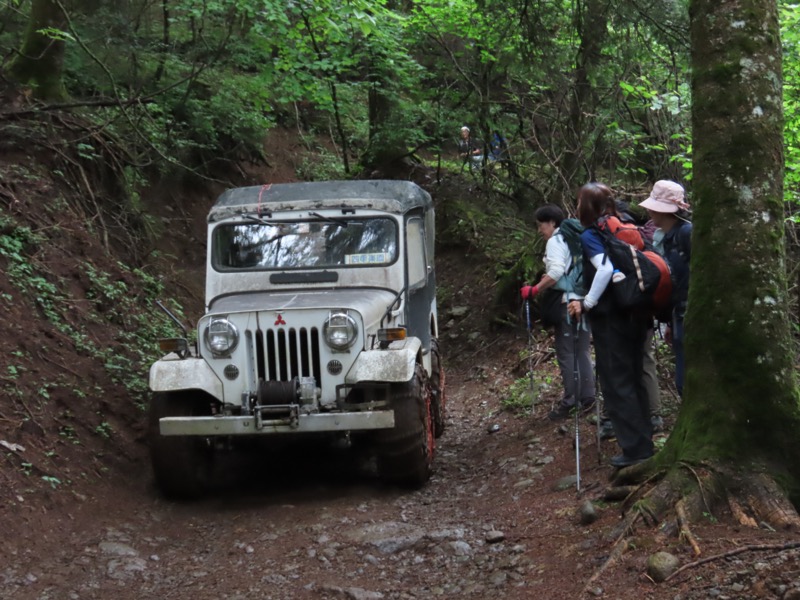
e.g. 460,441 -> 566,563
579,226 -> 613,310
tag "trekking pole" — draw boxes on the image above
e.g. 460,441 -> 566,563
525,299 -> 536,408
573,316 -> 581,493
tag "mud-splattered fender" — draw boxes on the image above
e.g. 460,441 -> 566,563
149,354 -> 224,401
345,338 -> 422,383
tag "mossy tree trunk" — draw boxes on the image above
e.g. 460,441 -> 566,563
617,0 -> 800,533
7,0 -> 69,101
674,0 -> 799,476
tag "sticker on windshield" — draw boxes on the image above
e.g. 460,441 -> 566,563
345,253 -> 388,265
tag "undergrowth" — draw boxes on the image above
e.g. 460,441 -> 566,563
0,207 -> 185,408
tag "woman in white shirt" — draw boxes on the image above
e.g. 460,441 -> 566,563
520,204 -> 595,421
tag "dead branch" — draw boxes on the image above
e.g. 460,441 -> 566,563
36,351 -> 84,381
664,540 -> 800,582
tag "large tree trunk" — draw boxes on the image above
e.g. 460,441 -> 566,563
7,0 -> 68,101
602,0 -> 800,551
679,0 -> 798,471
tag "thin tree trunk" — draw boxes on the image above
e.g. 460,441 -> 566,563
7,0 -> 68,101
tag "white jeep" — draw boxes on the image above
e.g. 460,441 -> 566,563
148,180 -> 444,498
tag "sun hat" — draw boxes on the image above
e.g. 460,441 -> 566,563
639,180 -> 689,213
461,126 -> 470,132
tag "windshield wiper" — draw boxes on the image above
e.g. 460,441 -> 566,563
309,211 -> 349,228
241,214 -> 279,226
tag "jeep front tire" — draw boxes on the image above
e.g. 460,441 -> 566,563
148,391 -> 214,500
374,364 -> 434,488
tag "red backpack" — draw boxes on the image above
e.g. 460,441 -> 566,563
598,215 -> 645,250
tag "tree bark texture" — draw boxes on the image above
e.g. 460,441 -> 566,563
676,0 -> 800,473
7,0 -> 68,101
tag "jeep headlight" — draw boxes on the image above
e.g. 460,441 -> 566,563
323,311 -> 358,350
204,316 -> 239,356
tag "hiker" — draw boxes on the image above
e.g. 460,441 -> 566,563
458,126 -> 483,169
488,131 -> 507,163
567,182 -> 654,468
606,200 -> 664,435
520,204 -> 595,421
640,180 -> 692,397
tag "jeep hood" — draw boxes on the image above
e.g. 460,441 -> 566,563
207,289 -> 400,328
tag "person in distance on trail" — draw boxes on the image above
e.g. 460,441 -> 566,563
457,126 -> 483,170
567,182 -> 654,468
639,180 -> 692,398
520,204 -> 596,421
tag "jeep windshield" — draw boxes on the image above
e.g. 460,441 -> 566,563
212,217 -> 398,271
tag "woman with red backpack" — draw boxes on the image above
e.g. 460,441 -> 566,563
567,183 -> 654,468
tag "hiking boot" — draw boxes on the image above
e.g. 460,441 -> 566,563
610,452 -> 653,468
548,403 -> 572,421
651,415 -> 664,433
598,419 -> 615,440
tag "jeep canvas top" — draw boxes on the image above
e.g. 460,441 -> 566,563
148,180 -> 445,499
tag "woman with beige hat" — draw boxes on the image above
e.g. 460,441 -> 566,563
639,180 -> 692,397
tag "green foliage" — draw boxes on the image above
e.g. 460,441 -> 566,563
501,376 -> 536,413
94,421 -> 113,439
41,475 -> 62,489
782,2 -> 800,212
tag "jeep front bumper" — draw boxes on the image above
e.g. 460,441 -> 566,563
159,408 -> 394,436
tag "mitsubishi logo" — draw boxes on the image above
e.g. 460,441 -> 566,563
274,314 -> 286,326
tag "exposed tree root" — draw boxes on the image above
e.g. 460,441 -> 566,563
728,496 -> 758,528
585,460 -> 800,593
675,499 -> 701,556
731,471 -> 800,530
602,485 -> 638,501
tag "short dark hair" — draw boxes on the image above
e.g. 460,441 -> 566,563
576,182 -> 614,227
534,204 -> 565,227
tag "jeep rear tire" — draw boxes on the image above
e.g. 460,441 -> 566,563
430,338 -> 446,438
148,392 -> 214,500
375,364 -> 434,488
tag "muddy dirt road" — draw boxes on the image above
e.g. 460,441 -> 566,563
3,345 -> 796,600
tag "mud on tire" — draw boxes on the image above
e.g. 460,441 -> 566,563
374,364 -> 434,488
148,391 -> 214,500
430,338 -> 446,438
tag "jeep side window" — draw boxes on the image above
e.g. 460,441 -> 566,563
406,217 -> 427,289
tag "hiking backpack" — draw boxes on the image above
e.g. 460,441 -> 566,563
552,218 -> 586,297
598,215 -> 645,250
595,221 -> 673,317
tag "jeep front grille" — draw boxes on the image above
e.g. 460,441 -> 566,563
253,327 -> 322,383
